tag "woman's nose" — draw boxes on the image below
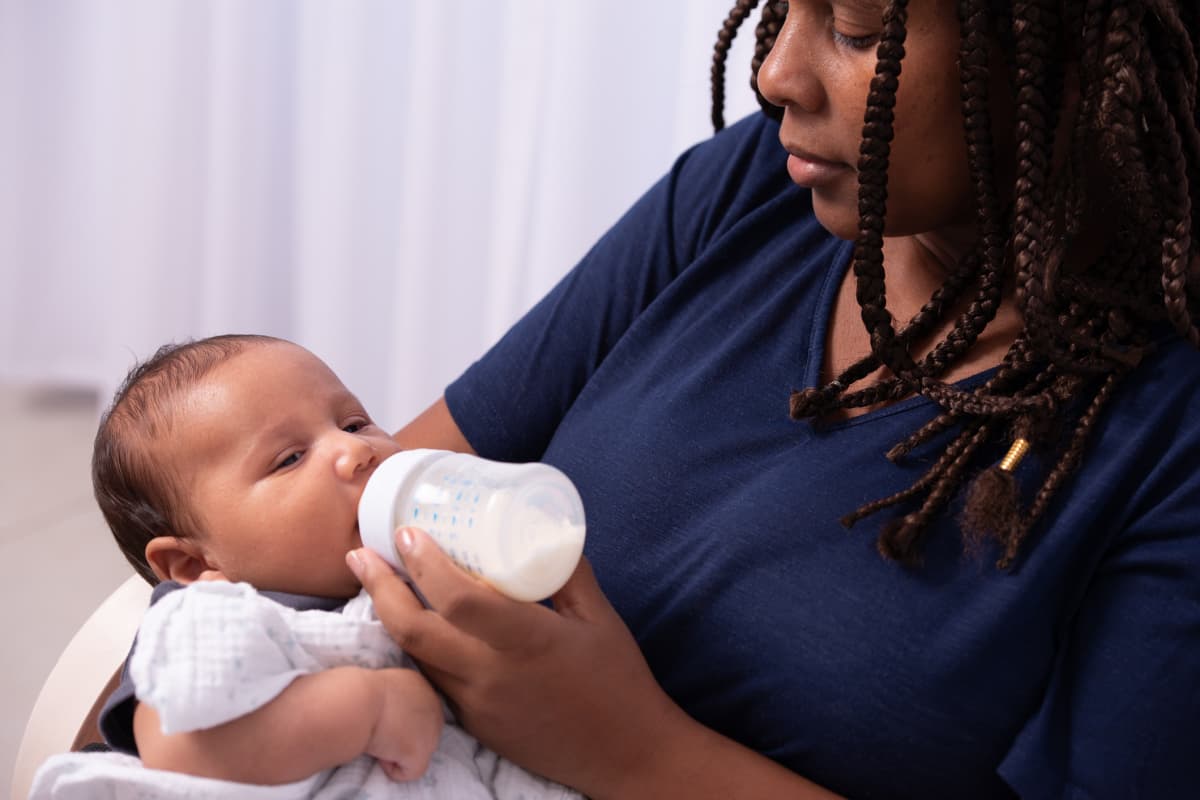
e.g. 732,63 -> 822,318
333,432 -> 378,480
756,13 -> 827,114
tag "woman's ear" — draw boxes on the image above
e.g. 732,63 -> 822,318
144,536 -> 216,584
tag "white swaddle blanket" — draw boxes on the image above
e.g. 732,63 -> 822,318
30,581 -> 581,800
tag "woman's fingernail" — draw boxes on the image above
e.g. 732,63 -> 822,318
346,549 -> 365,579
396,527 -> 415,553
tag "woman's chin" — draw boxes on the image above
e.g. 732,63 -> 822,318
811,202 -> 859,243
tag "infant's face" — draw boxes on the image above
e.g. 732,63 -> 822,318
163,341 -> 402,598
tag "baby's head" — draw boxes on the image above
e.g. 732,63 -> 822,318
94,334 -> 401,597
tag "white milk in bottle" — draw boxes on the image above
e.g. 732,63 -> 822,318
358,449 -> 586,602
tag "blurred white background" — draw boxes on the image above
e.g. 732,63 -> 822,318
0,0 -> 761,793
0,0 -> 759,428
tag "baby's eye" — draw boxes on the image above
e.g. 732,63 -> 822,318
274,451 -> 303,471
343,421 -> 365,434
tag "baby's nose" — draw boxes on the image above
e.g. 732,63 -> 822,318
334,435 -> 377,478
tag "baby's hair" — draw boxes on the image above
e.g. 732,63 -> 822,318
712,0 -> 1200,567
93,334 -> 284,584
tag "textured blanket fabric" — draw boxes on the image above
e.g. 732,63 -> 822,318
30,582 -> 580,800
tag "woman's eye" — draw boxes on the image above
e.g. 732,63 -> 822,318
832,28 -> 879,51
274,451 -> 303,471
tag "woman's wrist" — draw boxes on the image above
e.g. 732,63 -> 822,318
597,703 -> 841,800
593,700 -> 702,800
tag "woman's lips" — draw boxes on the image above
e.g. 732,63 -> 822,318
785,150 -> 850,188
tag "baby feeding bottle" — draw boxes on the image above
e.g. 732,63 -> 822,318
358,449 -> 586,602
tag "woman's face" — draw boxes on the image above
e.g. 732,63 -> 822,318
757,0 -> 976,242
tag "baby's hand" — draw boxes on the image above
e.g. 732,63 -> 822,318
365,668 -> 444,781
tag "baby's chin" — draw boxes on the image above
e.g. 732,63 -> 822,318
339,570 -> 367,598
303,569 -> 364,601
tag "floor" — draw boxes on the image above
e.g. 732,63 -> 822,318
0,382 -> 134,793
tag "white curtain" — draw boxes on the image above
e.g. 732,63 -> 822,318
0,1 -> 759,430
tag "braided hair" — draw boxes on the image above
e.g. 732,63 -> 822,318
711,0 -> 1200,567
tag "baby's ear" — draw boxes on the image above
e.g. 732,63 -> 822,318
144,536 -> 216,584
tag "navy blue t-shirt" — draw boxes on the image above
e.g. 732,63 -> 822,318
445,114 -> 1200,798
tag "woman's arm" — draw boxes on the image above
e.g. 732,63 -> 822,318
349,531 -> 842,800
393,397 -> 475,454
134,666 -> 443,785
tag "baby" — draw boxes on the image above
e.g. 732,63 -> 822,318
31,334 -> 580,800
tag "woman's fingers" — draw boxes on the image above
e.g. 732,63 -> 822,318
347,546 -> 486,676
386,526 -> 556,652
358,528 -> 687,796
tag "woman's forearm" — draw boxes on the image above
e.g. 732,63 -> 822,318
600,707 -> 843,800
134,666 -> 423,785
392,396 -> 475,453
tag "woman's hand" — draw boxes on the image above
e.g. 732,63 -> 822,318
347,527 -> 689,798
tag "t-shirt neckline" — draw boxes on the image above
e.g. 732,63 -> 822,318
802,239 -> 1000,432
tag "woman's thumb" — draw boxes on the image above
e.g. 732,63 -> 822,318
550,557 -> 611,620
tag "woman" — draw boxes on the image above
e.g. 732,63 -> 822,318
352,1 -> 1200,797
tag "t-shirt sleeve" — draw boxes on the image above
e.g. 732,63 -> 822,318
97,658 -> 138,755
998,404 -> 1200,797
98,580 -> 186,755
445,113 -> 784,462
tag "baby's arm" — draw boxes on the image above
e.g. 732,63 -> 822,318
134,665 -> 443,786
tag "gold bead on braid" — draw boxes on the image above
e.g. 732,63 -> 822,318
998,438 -> 1031,473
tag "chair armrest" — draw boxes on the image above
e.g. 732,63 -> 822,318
10,574 -> 150,800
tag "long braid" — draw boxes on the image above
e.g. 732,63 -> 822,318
1010,0 -> 1063,361
793,255 -> 1003,418
790,251 -> 980,418
1140,20 -> 1200,345
1148,2 -> 1200,253
877,423 -> 993,564
712,0 -> 1200,567
886,336 -> 1042,462
1008,368 -> 1124,566
852,0 -> 918,383
846,0 -> 1016,408
841,421 -> 987,529
711,0 -> 762,132
745,1 -> 786,124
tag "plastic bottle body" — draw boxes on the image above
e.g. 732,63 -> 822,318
358,449 -> 586,602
